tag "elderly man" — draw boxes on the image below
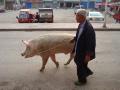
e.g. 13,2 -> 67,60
71,9 -> 96,85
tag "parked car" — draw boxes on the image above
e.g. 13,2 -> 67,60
87,11 -> 104,23
16,9 -> 36,23
0,6 -> 5,13
38,8 -> 53,23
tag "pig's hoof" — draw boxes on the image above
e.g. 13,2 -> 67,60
64,62 -> 69,65
64,63 -> 68,65
56,62 -> 59,68
40,69 -> 44,72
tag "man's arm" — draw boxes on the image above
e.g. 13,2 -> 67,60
85,24 -> 96,62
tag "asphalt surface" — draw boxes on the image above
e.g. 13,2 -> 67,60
0,31 -> 120,90
0,9 -> 118,31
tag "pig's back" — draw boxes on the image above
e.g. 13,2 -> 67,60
36,33 -> 74,53
39,33 -> 74,45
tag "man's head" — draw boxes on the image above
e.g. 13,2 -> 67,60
75,9 -> 87,23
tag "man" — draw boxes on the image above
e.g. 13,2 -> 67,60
35,12 -> 40,23
71,9 -> 96,86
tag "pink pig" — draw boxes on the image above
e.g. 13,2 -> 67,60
21,33 -> 74,72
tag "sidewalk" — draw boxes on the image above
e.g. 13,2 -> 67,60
0,23 -> 120,31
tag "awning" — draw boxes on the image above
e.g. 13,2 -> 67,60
95,2 -> 112,6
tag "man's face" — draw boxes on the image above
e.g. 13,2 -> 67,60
76,14 -> 85,23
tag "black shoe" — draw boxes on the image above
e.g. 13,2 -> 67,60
74,78 -> 87,86
74,81 -> 86,86
87,71 -> 93,77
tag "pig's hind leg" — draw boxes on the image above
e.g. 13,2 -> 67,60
64,53 -> 74,65
50,54 -> 59,68
40,55 -> 49,72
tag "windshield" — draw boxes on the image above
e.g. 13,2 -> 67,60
89,12 -> 103,17
39,9 -> 53,13
19,11 -> 29,18
19,13 -> 29,18
39,9 -> 53,16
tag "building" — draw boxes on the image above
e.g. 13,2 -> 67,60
4,0 -> 97,9
80,0 -> 96,9
0,0 -> 5,12
25,0 -> 43,8
110,0 -> 120,5
43,0 -> 96,9
57,0 -> 96,9
5,0 -> 22,10
58,0 -> 80,8
0,0 -> 5,8
0,0 -> 4,6
5,0 -> 15,10
109,0 -> 120,13
42,0 -> 53,8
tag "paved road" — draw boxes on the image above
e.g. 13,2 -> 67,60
0,31 -> 120,90
0,9 -> 115,23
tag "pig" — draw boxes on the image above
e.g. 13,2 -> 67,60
21,33 -> 75,72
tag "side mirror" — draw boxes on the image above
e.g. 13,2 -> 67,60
16,16 -> 19,19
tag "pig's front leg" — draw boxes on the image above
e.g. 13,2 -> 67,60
40,55 -> 49,72
64,53 -> 74,65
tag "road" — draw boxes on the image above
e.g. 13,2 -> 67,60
0,9 -> 115,23
0,31 -> 120,90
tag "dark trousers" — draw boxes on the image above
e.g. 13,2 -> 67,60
74,55 -> 92,81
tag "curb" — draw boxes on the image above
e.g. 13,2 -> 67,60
0,23 -> 119,31
0,28 -> 119,31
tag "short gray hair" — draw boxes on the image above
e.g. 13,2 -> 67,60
76,9 -> 87,17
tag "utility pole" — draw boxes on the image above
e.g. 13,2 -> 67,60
103,0 -> 107,28
79,0 -> 81,6
87,0 -> 90,9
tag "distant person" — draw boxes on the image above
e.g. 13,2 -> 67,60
35,12 -> 40,23
29,14 -> 33,19
71,9 -> 96,86
13,4 -> 16,10
22,3 -> 26,9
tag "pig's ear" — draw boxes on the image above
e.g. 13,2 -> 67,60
22,40 -> 29,46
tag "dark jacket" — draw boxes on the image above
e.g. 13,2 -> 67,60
73,20 -> 96,60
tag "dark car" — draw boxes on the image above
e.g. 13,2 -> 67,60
0,7 -> 5,13
38,8 -> 53,23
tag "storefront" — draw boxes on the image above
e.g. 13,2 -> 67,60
59,0 -> 79,8
0,0 -> 5,12
58,0 -> 96,9
43,0 -> 53,8
6,0 -> 15,10
26,0 -> 43,8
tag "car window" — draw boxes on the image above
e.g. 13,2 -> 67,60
19,13 -> 28,18
39,9 -> 53,13
89,12 -> 103,17
40,11 -> 53,15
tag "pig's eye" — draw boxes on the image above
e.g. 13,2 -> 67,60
27,46 -> 31,51
28,47 -> 31,50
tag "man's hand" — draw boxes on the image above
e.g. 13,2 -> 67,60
71,52 -> 75,57
70,38 -> 75,43
84,54 -> 91,63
